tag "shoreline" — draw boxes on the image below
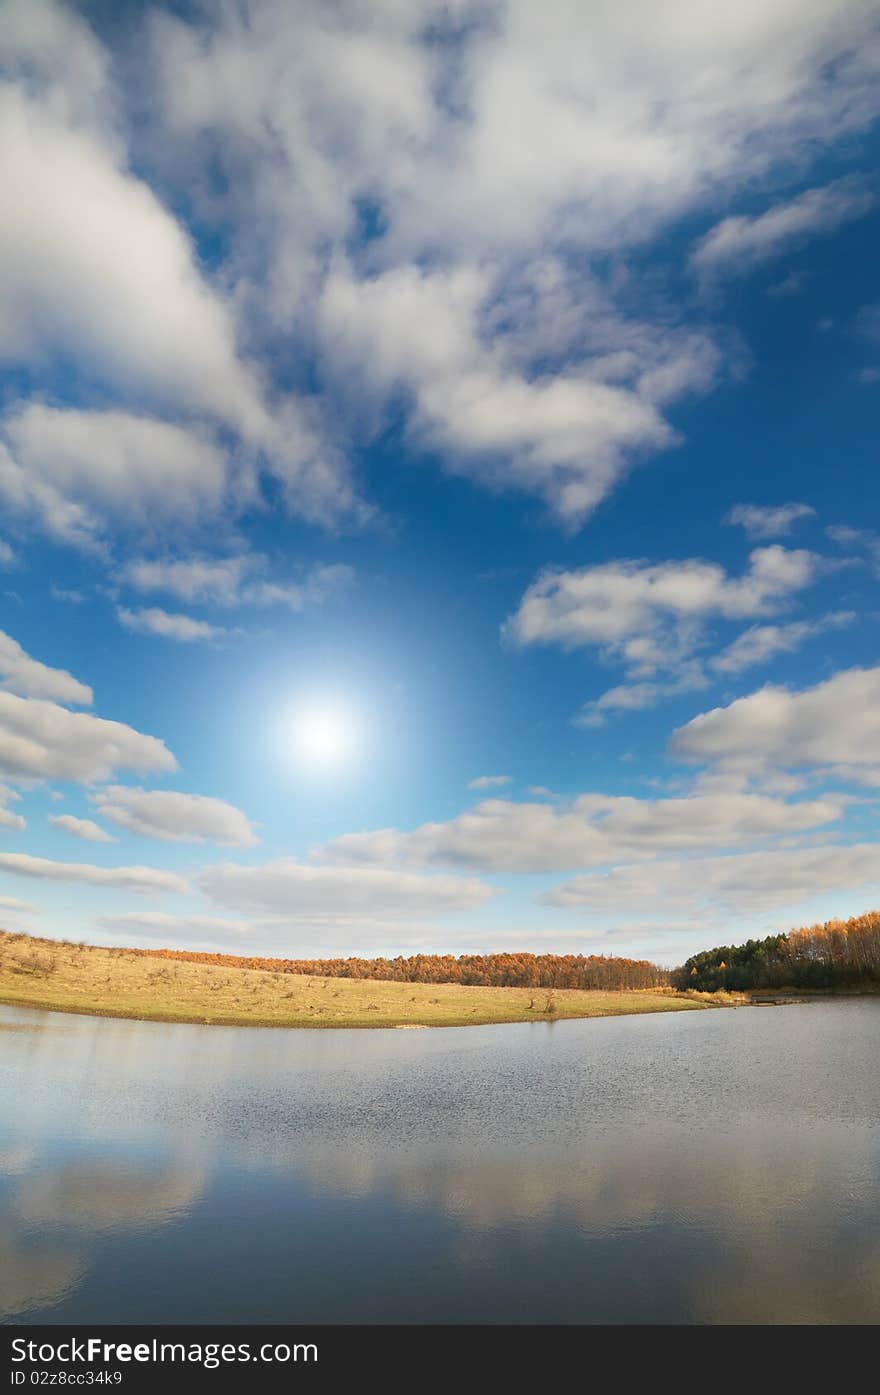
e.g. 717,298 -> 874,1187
2,982 -> 870,1031
5,932 -> 869,1032
0,929 -> 721,1030
0,987 -> 718,1031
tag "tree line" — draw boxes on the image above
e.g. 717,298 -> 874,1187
133,908 -> 880,994
671,910 -> 880,992
138,947 -> 671,990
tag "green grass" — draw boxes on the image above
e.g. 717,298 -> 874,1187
0,930 -> 718,1029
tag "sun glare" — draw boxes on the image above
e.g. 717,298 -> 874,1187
292,703 -> 355,767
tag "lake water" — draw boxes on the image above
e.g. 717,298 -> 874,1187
1,999 -> 878,1324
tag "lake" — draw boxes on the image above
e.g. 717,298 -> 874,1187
1,998 -> 878,1324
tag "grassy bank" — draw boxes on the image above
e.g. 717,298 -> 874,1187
0,931 -> 718,1029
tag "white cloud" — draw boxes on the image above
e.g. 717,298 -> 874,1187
117,608 -> 229,644
692,179 -> 874,277
468,775 -> 511,790
0,406 -> 235,551
318,260 -> 694,525
143,0 -> 880,526
92,909 -> 503,958
0,785 -> 25,832
148,1 -> 880,257
0,106 -> 263,435
710,613 -> 853,674
0,3 -> 366,539
826,523 -> 880,571
92,912 -> 251,948
316,790 -> 842,874
0,852 -> 187,896
0,5 -> 267,435
244,566 -> 354,611
0,692 -> 176,782
117,556 -> 353,611
725,502 -> 816,538
544,842 -> 880,918
49,814 -> 115,844
0,895 -> 37,915
3,0 -> 879,546
570,585 -> 850,726
201,859 -> 493,918
118,556 -> 256,606
576,664 -> 710,727
0,630 -> 92,705
507,546 -> 818,658
93,786 -> 257,848
0,540 -> 15,567
670,666 -> 880,783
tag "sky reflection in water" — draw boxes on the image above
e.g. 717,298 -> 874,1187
1,1001 -> 878,1324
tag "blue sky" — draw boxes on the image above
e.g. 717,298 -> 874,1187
0,0 -> 879,965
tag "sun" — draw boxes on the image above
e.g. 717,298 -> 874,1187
293,703 -> 355,767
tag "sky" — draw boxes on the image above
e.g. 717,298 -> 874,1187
0,0 -> 879,967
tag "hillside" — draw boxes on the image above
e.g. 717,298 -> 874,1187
0,930 -> 710,1029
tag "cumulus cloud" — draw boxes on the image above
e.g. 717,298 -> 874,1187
508,547 -> 817,655
468,775 -> 511,790
692,179 -> 874,277
140,0 -> 880,526
725,502 -> 816,538
318,260 -> 692,525
544,842 -> 880,918
576,667 -> 710,726
0,406 -> 236,552
0,852 -> 187,896
0,692 -> 176,783
316,790 -> 842,874
0,785 -> 25,832
117,608 -> 229,644
507,546 -> 820,701
570,582 -> 851,726
147,1 -> 880,257
117,556 -> 353,611
92,786 -> 257,847
49,814 -> 115,844
0,630 -> 91,705
1,0 -> 877,539
509,544 -> 830,723
709,613 -> 853,674
0,2 -> 364,540
0,74 -> 267,434
117,556 -> 256,606
201,859 -> 493,918
670,666 -> 880,784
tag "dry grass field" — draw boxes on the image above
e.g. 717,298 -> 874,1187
0,930 -> 718,1029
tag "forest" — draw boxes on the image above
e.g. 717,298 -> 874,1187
672,910 -> 880,992
135,909 -> 880,995
138,947 -> 671,991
